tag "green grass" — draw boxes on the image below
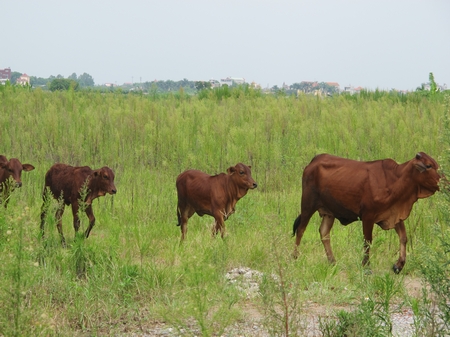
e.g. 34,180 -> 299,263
0,85 -> 448,335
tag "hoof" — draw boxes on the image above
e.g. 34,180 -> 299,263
392,265 -> 402,274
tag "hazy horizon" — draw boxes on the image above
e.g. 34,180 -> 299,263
3,1 -> 450,91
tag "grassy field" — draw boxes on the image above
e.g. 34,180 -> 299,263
0,85 -> 448,336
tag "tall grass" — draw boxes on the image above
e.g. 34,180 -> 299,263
0,84 -> 448,335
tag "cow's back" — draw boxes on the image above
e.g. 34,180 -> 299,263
177,170 -> 229,211
303,154 -> 399,221
45,164 -> 93,204
304,154 -> 393,195
177,170 -> 213,199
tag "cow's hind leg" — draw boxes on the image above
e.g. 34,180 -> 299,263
178,205 -> 194,241
292,210 -> 315,259
393,221 -> 407,274
39,187 -> 52,240
40,201 -> 47,239
319,214 -> 336,264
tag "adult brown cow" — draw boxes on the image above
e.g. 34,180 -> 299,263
0,155 -> 35,208
292,152 -> 440,274
176,163 -> 257,240
40,163 -> 117,246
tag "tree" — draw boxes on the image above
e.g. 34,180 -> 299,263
49,78 -> 79,91
77,73 -> 95,87
68,73 -> 77,80
195,81 -> 211,91
429,72 -> 438,95
10,72 -> 22,84
30,76 -> 49,87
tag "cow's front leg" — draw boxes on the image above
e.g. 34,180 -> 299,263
362,220 -> 374,268
393,221 -> 407,274
71,202 -> 81,237
84,204 -> 96,238
55,207 -> 66,247
212,212 -> 225,238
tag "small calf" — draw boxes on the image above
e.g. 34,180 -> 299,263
176,163 -> 257,240
40,163 -> 117,246
0,155 -> 35,208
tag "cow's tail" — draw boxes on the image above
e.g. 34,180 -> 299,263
176,207 -> 181,227
292,214 -> 301,237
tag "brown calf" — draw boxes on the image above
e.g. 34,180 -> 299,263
0,155 -> 35,207
40,163 -> 117,246
176,163 -> 257,240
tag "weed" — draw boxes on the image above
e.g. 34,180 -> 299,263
0,85 -> 448,334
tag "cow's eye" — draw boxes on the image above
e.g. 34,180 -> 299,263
103,175 -> 108,179
426,164 -> 432,169
239,171 -> 244,175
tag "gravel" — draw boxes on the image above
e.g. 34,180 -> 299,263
120,266 -> 420,336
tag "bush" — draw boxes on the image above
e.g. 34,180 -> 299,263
49,78 -> 79,91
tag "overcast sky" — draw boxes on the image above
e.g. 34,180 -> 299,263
3,0 -> 450,90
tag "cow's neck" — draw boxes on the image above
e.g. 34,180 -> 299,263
84,178 -> 99,204
225,177 -> 248,210
389,161 -> 420,204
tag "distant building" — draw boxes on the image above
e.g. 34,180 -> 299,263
326,82 -> 340,91
250,81 -> 261,89
209,79 -> 220,88
343,85 -> 364,94
16,73 -> 30,86
421,82 -> 447,92
220,77 -> 233,86
0,67 -> 11,85
220,77 -> 246,86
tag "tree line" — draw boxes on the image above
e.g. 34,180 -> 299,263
5,70 -> 447,96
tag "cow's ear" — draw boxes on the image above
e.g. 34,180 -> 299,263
227,166 -> 236,174
22,164 -> 35,172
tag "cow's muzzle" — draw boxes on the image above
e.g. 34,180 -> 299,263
251,182 -> 258,189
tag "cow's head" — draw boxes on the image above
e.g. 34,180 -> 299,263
227,163 -> 258,193
0,156 -> 35,188
413,152 -> 440,198
92,166 -> 117,197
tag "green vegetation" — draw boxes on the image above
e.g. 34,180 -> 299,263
0,83 -> 448,336
49,79 -> 79,92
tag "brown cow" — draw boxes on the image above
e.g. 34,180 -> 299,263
40,163 -> 117,246
293,152 -> 440,273
176,163 -> 257,240
0,155 -> 35,208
